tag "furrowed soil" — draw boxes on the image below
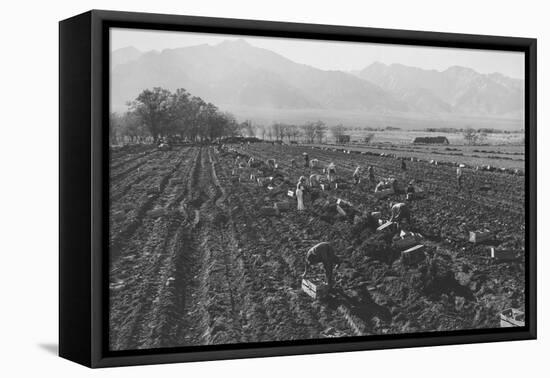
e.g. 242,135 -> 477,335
109,143 -> 526,351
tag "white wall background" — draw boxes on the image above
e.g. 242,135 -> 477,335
0,0 -> 546,376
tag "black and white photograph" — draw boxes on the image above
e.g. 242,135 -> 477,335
108,27 -> 527,351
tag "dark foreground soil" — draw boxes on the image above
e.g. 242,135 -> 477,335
109,143 -> 525,351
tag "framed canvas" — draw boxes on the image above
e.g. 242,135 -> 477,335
59,9 -> 536,368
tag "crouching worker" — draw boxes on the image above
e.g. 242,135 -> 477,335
302,242 -> 341,288
389,202 -> 412,226
309,173 -> 323,187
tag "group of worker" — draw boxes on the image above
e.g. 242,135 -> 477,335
294,156 -> 421,291
233,155 -> 429,294
233,150 -> 465,293
303,200 -> 412,290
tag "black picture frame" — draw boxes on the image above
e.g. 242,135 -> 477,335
59,9 -> 537,368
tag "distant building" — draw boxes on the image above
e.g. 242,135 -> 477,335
412,136 -> 450,144
336,135 -> 351,144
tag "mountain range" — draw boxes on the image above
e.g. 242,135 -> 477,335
111,40 -> 524,127
355,62 -> 524,118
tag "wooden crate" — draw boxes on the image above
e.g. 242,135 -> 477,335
337,198 -> 352,207
489,247 -> 516,261
377,221 -> 397,233
393,235 -> 419,251
469,230 -> 491,243
374,188 -> 394,199
336,204 -> 347,216
401,245 -> 426,264
500,308 -> 525,327
302,278 -> 329,300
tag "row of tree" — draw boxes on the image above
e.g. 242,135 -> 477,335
110,87 -> 370,145
110,87 -> 242,144
243,122 -> 363,144
239,121 -> 327,143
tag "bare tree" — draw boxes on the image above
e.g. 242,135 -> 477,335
330,124 -> 346,142
260,126 -> 267,140
301,122 -> 316,143
271,123 -> 286,141
314,121 -> 327,144
241,120 -> 256,137
290,127 -> 302,141
271,123 -> 281,141
284,126 -> 294,142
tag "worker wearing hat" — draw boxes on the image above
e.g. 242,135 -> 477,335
302,242 -> 341,288
303,152 -> 309,168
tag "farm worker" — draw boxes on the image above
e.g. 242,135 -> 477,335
375,180 -> 390,192
296,176 -> 307,211
389,202 -> 411,225
248,157 -> 254,167
401,159 -> 407,170
309,174 -> 322,187
406,181 -> 415,194
302,242 -> 341,288
456,166 -> 463,189
291,159 -> 296,168
353,166 -> 361,185
327,162 -> 336,183
368,165 -> 375,182
310,158 -> 319,168
303,152 -> 309,168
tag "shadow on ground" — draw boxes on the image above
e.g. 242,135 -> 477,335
38,343 -> 58,355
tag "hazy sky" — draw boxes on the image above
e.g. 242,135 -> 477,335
111,28 -> 525,79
